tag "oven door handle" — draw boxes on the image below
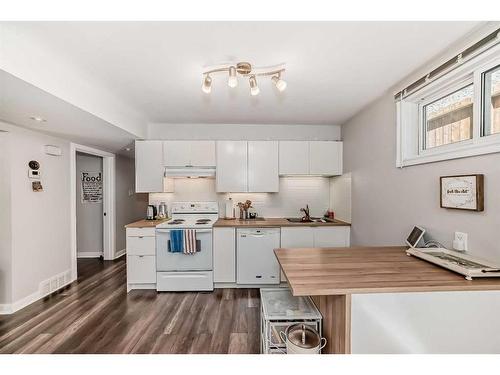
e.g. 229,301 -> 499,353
156,229 -> 212,233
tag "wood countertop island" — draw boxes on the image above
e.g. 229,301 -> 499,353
275,246 -> 500,354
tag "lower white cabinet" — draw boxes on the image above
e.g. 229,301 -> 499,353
126,227 -> 157,291
213,228 -> 236,283
313,227 -> 350,247
127,255 -> 156,284
281,227 -> 314,248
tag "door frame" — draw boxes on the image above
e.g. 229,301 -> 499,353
70,143 -> 115,280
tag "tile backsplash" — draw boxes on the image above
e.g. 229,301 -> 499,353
149,177 -> 331,218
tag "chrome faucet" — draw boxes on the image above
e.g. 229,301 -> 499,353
300,205 -> 311,221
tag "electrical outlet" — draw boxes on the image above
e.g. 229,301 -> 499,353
453,231 -> 468,252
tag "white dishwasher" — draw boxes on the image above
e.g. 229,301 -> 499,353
237,228 -> 281,284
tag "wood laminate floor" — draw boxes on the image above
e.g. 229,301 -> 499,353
0,258 -> 261,354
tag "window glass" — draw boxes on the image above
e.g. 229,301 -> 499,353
482,65 -> 500,136
424,85 -> 473,149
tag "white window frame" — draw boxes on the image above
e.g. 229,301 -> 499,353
396,44 -> 500,167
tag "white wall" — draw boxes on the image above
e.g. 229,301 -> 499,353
0,131 -> 13,307
115,155 -> 148,253
76,152 -> 103,257
329,173 -> 351,223
150,177 -> 332,218
148,123 -> 341,141
0,121 -> 72,304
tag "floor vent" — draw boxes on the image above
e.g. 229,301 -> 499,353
39,270 -> 72,297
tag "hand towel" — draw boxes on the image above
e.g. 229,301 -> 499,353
170,230 -> 184,253
183,229 -> 197,254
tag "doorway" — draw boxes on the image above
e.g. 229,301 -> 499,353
76,152 -> 104,260
70,143 -> 115,281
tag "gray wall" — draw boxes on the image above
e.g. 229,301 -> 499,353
76,152 -> 103,257
342,91 -> 500,262
115,155 -> 148,253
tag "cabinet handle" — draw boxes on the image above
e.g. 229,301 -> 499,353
138,236 -> 143,238
255,275 -> 262,279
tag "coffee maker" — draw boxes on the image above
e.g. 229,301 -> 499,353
146,205 -> 157,220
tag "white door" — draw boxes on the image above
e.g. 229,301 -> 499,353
280,227 -> 314,281
248,141 -> 279,192
190,141 -> 216,166
216,141 -> 248,192
135,140 -> 164,192
163,141 -> 191,166
313,227 -> 350,247
309,141 -> 343,176
279,141 -> 309,175
213,228 -> 236,283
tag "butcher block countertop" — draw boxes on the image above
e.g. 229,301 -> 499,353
125,218 -> 169,228
275,246 -> 500,296
213,217 -> 351,228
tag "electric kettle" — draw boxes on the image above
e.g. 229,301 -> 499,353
146,205 -> 157,220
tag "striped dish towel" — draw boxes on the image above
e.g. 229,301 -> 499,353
183,229 -> 197,254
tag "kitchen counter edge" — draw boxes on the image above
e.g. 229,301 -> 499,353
125,218 -> 169,228
213,218 -> 351,228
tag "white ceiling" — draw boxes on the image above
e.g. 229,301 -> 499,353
8,21 -> 482,126
0,70 -> 136,155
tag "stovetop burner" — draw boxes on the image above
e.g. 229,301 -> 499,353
196,219 -> 211,224
168,219 -> 185,225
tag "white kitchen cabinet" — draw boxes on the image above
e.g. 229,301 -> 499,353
135,140 -> 164,193
313,226 -> 350,247
213,227 -> 236,283
280,227 -> 314,248
248,141 -> 279,192
126,227 -> 157,291
216,141 -> 248,192
127,255 -> 156,284
309,141 -> 343,176
279,141 -> 309,175
163,140 -> 215,167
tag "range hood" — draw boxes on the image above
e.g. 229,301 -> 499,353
164,166 -> 216,178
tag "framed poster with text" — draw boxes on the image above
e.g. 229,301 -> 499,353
440,174 -> 484,211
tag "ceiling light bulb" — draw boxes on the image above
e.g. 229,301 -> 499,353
272,76 -> 287,92
202,75 -> 212,94
249,75 -> 260,96
228,66 -> 238,88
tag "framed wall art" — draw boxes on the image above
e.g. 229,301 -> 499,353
440,174 -> 484,211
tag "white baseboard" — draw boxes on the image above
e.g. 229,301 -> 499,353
77,251 -> 103,258
0,269 -> 75,315
114,249 -> 126,259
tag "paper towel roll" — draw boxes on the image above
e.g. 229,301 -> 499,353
225,198 -> 234,218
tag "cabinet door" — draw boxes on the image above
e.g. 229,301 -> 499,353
313,227 -> 350,247
213,228 -> 236,283
135,140 -> 164,192
248,141 -> 279,192
280,227 -> 314,248
163,141 -> 191,166
216,141 -> 248,192
190,141 -> 216,166
279,141 -> 309,175
309,141 -> 343,176
127,255 -> 156,283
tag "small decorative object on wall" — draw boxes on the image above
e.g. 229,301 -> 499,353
81,171 -> 103,203
32,181 -> 43,192
440,174 -> 484,211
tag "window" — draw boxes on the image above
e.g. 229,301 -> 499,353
396,42 -> 500,167
482,64 -> 500,136
424,85 -> 473,149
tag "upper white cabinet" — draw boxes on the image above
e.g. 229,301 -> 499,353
248,141 -> 279,192
163,140 -> 215,167
216,141 -> 248,192
278,141 -> 342,176
279,141 -> 310,175
309,141 -> 343,175
135,140 -> 164,193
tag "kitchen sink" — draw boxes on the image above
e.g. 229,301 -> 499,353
286,217 -> 333,223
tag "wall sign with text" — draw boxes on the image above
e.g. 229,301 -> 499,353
440,174 -> 484,211
81,171 -> 103,203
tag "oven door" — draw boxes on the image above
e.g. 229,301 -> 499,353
155,228 -> 213,271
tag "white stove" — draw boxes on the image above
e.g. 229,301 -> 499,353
156,202 -> 219,229
155,201 -> 218,292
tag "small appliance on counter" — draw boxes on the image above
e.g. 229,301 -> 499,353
158,202 -> 168,219
146,205 -> 157,220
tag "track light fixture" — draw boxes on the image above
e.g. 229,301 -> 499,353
201,61 -> 286,96
202,75 -> 212,94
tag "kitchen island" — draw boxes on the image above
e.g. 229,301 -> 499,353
275,246 -> 500,354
